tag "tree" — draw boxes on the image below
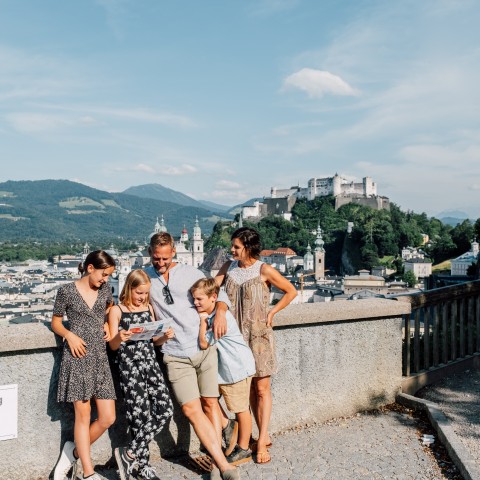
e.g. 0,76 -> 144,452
403,270 -> 417,288
450,220 -> 474,257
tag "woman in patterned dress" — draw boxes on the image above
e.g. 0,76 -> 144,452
51,250 -> 117,480
109,269 -> 174,480
215,227 -> 297,464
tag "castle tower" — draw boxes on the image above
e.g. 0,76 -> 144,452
332,173 -> 342,197
314,224 -> 325,281
363,176 -> 376,197
192,216 -> 204,267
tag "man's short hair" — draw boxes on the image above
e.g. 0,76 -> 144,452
190,278 -> 220,297
149,232 -> 175,253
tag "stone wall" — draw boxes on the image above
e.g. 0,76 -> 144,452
0,299 -> 410,479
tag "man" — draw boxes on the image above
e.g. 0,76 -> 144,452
144,232 -> 239,480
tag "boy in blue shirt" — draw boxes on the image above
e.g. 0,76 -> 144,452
191,278 -> 255,467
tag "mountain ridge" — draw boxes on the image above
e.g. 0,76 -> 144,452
0,179 -> 231,242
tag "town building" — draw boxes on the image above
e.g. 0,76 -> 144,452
451,239 -> 479,276
401,247 -> 426,261
260,247 -> 297,273
343,270 -> 388,296
199,247 -> 230,278
404,258 -> 432,279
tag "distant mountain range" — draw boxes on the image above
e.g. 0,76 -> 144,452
0,180 -> 232,242
435,210 -> 473,227
123,183 -> 259,215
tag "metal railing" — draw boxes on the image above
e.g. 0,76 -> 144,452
395,280 -> 480,384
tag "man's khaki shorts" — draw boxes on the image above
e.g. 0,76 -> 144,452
219,376 -> 253,414
163,348 -> 219,406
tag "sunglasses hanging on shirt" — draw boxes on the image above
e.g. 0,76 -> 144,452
163,284 -> 174,305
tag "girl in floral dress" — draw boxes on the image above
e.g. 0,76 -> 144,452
109,269 -> 174,480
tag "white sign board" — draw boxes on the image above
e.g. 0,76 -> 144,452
0,384 -> 18,440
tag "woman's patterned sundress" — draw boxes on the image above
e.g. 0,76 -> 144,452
224,260 -> 277,377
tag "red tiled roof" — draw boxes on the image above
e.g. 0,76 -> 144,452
260,247 -> 297,257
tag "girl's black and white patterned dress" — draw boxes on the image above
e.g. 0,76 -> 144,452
54,282 -> 116,403
116,307 -> 173,469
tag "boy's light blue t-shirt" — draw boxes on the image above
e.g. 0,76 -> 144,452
206,310 -> 256,385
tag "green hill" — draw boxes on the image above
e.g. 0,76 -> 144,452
0,180 -> 231,242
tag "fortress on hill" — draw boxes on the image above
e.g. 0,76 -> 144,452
242,173 -> 390,221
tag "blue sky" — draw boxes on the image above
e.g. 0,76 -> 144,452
1,0 -> 479,218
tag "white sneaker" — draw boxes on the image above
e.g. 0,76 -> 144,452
77,474 -> 103,480
53,441 -> 77,480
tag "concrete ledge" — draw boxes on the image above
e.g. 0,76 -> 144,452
397,392 -> 480,480
0,322 -> 59,353
0,298 -> 411,353
273,298 -> 410,327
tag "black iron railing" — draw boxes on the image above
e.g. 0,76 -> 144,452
395,280 -> 480,377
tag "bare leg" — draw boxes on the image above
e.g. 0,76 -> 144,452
73,400 -> 95,477
219,401 -> 230,429
251,377 -> 272,454
236,410 -> 252,450
201,396 -> 223,447
89,398 -> 116,445
181,398 -> 236,474
73,399 -> 116,476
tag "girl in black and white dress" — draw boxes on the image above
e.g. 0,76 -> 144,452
51,250 -> 117,480
109,269 -> 174,480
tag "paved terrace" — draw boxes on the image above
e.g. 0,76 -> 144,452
1,294 -> 480,479
95,403 -> 462,480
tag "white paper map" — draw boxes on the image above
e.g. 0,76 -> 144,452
128,318 -> 172,341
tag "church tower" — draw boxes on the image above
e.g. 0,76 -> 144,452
117,254 -> 132,300
192,216 -> 204,267
180,225 -> 189,243
82,242 -> 90,261
158,215 -> 167,233
304,243 -> 314,271
314,224 -> 325,281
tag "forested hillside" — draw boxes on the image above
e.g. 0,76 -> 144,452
0,180 -> 228,243
206,196 -> 480,274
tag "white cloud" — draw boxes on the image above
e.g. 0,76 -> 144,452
283,68 -> 359,99
216,179 -> 241,189
113,163 -> 197,177
133,163 -> 156,174
50,104 -> 196,128
5,113 -> 71,133
210,190 -> 250,201
162,164 -> 198,176
0,46 -> 86,102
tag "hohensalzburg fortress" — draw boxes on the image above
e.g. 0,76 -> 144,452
242,174 -> 389,221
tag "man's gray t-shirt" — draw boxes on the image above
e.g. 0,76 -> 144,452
145,264 -> 230,358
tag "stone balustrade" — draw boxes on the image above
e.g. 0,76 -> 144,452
0,299 -> 410,479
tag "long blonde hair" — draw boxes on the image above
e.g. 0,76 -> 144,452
119,269 -> 151,307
